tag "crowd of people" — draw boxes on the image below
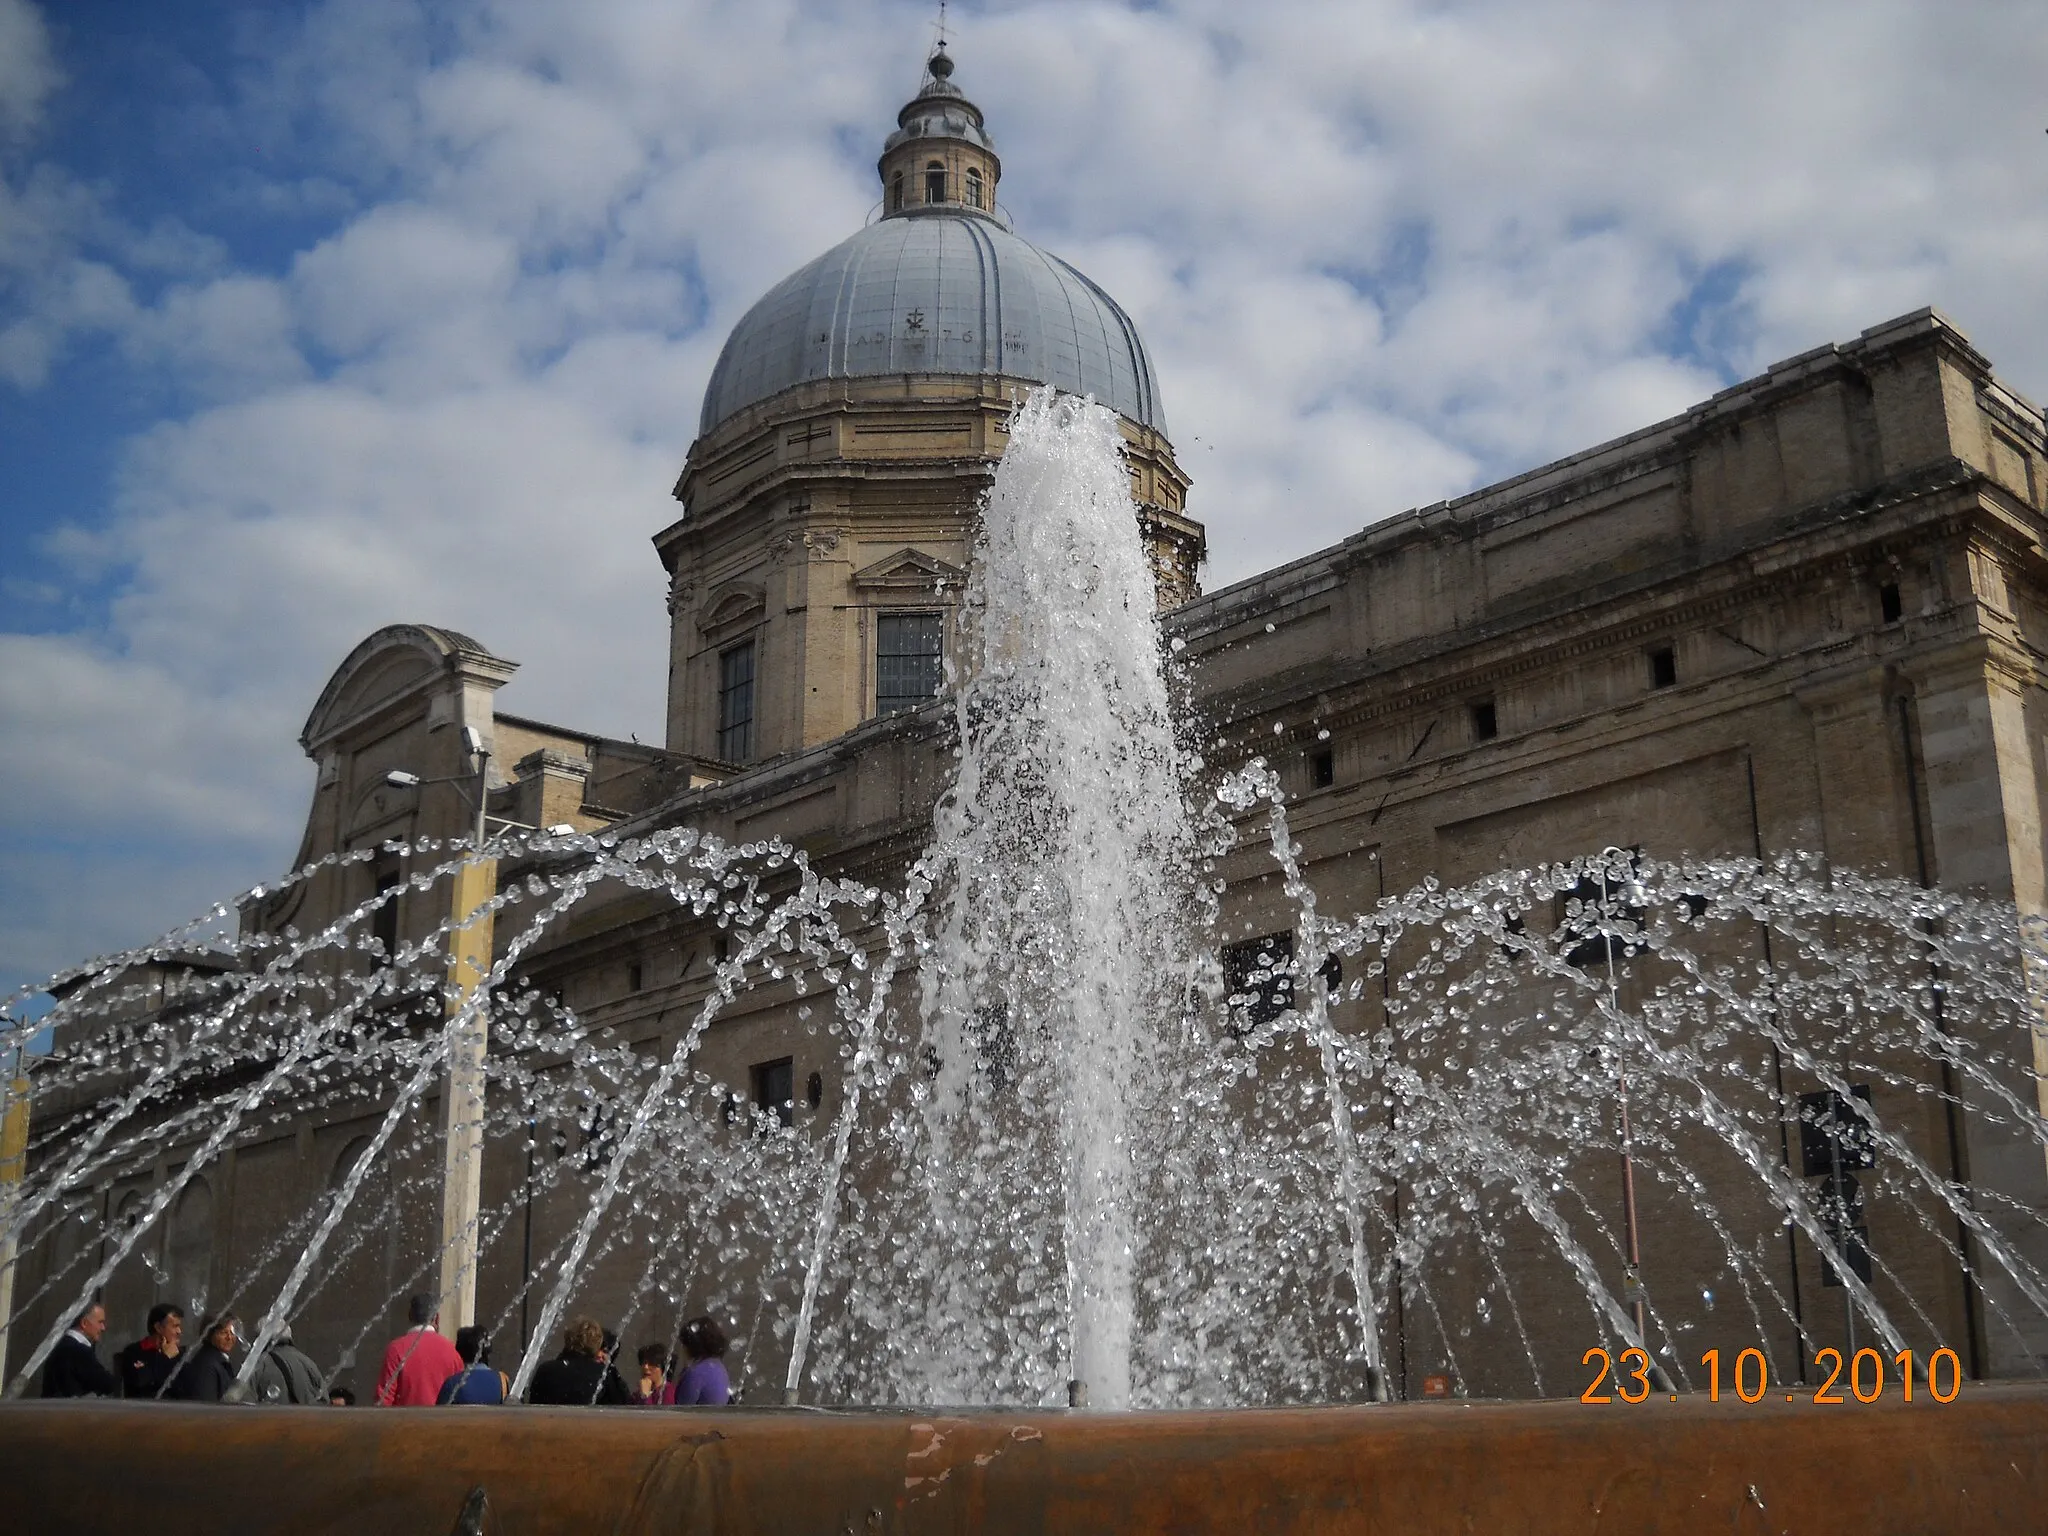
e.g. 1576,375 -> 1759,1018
38,1293 -> 734,1410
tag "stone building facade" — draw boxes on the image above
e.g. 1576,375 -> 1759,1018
15,52 -> 2048,1403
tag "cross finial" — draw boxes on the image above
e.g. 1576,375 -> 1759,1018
923,2 -> 954,85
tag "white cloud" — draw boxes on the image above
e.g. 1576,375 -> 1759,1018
4,0 -> 2048,983
124,274 -> 306,397
0,169 -> 136,388
0,0 -> 57,144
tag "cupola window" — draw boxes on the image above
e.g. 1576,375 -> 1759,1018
877,612 -> 944,714
964,167 -> 983,209
925,161 -> 947,204
718,640 -> 756,762
890,172 -> 904,212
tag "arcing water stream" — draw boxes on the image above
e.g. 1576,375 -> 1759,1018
7,390 -> 2048,1405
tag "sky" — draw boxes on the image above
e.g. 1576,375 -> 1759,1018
2,0 -> 2045,992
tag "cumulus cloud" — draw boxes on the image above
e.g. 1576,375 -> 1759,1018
0,0 -> 57,144
3,0 -> 2047,984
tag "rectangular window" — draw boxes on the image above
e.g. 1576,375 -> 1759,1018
371,856 -> 401,957
972,1002 -> 1015,1096
1222,932 -> 1295,1028
578,1101 -> 619,1170
1309,748 -> 1335,789
752,1057 -> 795,1130
717,641 -> 755,762
876,612 -> 944,715
1879,582 -> 1903,624
1648,645 -> 1677,690
1800,1086 -> 1875,1288
1556,849 -> 1645,970
1471,699 -> 1498,740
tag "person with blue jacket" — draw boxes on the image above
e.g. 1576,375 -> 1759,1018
436,1326 -> 507,1404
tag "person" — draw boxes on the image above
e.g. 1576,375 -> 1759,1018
249,1324 -> 325,1404
375,1293 -> 463,1407
114,1303 -> 184,1399
328,1385 -> 357,1406
527,1317 -> 631,1405
436,1326 -> 507,1404
670,1315 -> 731,1406
633,1341 -> 670,1405
170,1313 -> 241,1401
40,1301 -> 118,1398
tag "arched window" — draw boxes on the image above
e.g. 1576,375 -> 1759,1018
331,1135 -> 374,1190
925,161 -> 947,204
165,1178 -> 213,1315
890,172 -> 903,212
104,1191 -> 156,1337
964,168 -> 983,209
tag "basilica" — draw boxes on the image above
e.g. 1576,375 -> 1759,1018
19,49 -> 2048,1401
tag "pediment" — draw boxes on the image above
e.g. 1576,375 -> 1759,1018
301,624 -> 515,755
697,580 -> 768,636
327,652 -> 435,729
850,548 -> 966,593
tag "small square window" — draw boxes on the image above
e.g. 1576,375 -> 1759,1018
1648,646 -> 1677,690
1309,748 -> 1335,788
1879,583 -> 1903,624
1471,699 -> 1498,740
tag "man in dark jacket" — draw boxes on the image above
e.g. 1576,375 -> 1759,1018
249,1324 -> 325,1404
528,1317 -> 631,1405
115,1303 -> 185,1399
170,1313 -> 240,1401
40,1302 -> 117,1397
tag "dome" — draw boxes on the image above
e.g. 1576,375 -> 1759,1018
698,208 -> 1166,436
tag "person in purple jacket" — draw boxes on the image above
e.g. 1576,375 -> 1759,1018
669,1315 -> 730,1406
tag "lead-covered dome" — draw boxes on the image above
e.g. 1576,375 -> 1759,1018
699,210 -> 1165,436
697,50 -> 1164,438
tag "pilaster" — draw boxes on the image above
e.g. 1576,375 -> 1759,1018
1902,637 -> 2048,1373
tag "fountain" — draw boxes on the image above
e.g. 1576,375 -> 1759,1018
4,389 -> 2048,1530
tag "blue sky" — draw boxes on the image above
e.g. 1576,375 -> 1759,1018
3,0 -> 2046,991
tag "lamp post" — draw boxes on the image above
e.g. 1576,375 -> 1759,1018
386,728 -> 493,1336
1594,846 -> 1662,1385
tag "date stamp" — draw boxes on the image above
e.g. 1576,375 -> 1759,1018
1582,1346 -> 1962,1404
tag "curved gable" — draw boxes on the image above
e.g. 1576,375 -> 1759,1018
300,624 -> 516,755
